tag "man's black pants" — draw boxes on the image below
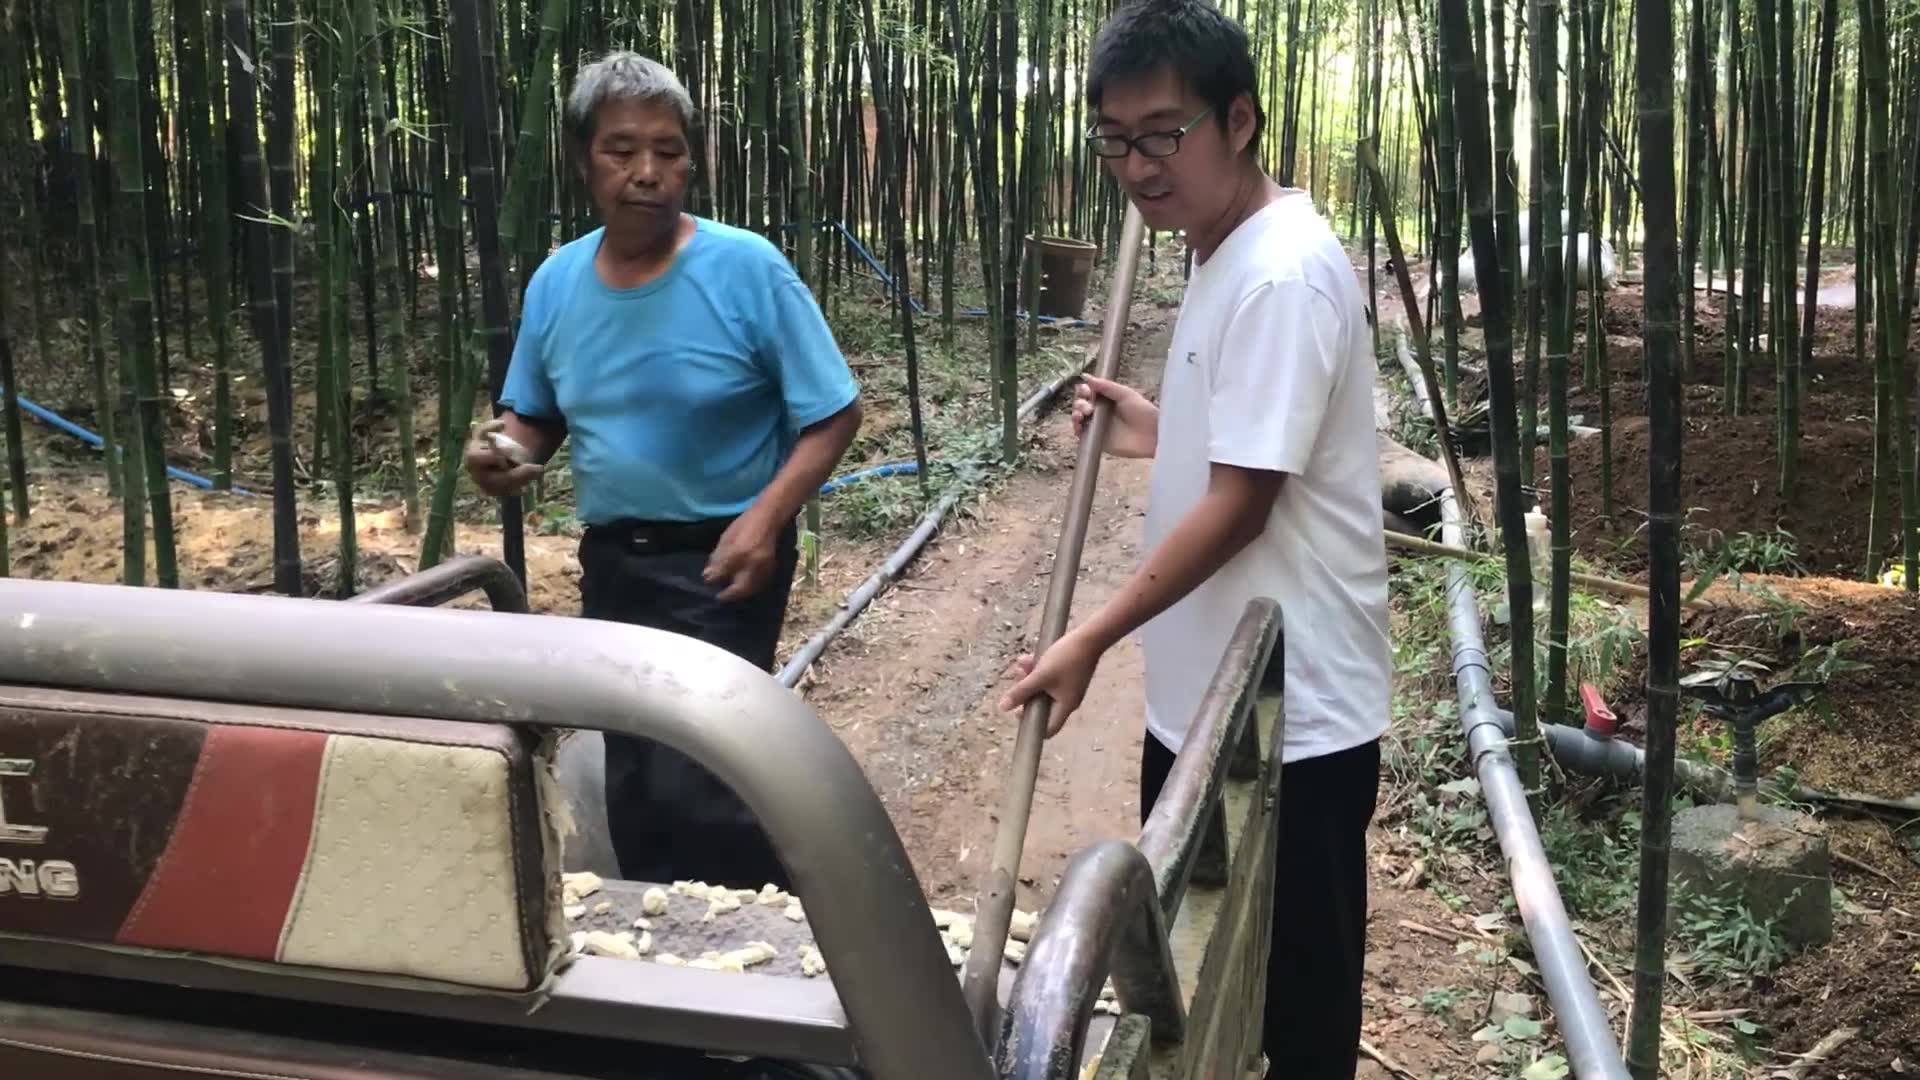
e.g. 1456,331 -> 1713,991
579,517 -> 800,892
1140,733 -> 1380,1079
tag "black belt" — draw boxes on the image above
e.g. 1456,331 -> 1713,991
583,516 -> 738,555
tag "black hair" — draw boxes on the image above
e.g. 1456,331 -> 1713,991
1085,0 -> 1265,153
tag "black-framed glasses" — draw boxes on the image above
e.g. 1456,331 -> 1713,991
1084,108 -> 1214,159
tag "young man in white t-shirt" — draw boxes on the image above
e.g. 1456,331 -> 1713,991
998,1 -> 1392,1074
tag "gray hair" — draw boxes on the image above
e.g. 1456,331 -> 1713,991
565,51 -> 696,145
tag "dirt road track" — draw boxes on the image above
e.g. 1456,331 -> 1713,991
793,315 -> 1495,1077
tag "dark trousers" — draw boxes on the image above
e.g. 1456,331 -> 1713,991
1140,733 -> 1380,1079
579,517 -> 800,892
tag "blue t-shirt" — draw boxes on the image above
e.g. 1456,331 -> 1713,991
498,219 -> 860,525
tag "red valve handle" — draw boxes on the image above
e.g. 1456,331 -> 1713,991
1579,683 -> 1617,738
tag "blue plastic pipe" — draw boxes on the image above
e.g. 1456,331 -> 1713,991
10,381 -> 930,505
818,461 -> 922,495
3,385 -> 261,498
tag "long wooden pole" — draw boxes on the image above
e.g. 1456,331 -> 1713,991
1383,529 -> 1716,609
960,204 -> 1147,1043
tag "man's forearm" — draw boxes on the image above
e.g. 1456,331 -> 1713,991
746,401 -> 863,529
1075,468 -> 1278,653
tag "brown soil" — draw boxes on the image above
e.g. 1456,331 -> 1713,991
1673,575 -> 1920,801
1741,913 -> 1920,1077
1553,413 -> 1879,579
1522,283 -> 1899,580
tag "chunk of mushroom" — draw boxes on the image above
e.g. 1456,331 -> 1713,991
560,871 -> 603,907
581,930 -> 641,960
799,944 -> 827,978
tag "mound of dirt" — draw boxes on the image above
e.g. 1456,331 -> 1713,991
1744,916 -> 1920,1076
5,470 -> 590,612
1679,576 -> 1920,800
1542,413 -> 1882,579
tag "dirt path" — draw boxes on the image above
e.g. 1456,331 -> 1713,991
793,313 -> 1493,1077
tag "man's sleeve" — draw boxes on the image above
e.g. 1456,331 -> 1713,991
1208,277 -> 1342,475
498,265 -> 560,419
758,258 -> 860,432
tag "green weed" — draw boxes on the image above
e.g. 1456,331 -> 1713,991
1670,887 -> 1794,982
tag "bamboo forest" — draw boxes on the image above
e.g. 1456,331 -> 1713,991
1,0 -> 1918,1073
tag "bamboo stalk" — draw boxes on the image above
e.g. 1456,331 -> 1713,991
1438,0 -> 1539,796
1357,138 -> 1472,521
1626,0 -> 1683,1057
452,0 -> 526,586
359,0 -> 423,532
1550,0 -> 1587,730
1795,0 -> 1839,397
223,0 -> 302,596
110,0 -> 175,589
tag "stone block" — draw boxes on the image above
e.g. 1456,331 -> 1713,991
1669,802 -> 1832,946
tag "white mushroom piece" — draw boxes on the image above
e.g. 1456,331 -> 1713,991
560,871 -> 603,907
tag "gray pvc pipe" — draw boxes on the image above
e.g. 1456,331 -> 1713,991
1394,331 -> 1630,1079
1486,708 -> 1738,801
1437,491 -> 1632,1079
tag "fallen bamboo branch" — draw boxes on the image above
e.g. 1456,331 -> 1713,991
1769,1027 -> 1858,1079
1358,1038 -> 1416,1079
1383,528 -> 1718,610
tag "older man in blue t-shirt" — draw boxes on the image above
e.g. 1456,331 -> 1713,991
465,51 -> 861,891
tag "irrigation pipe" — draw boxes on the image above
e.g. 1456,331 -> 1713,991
1471,703 -> 1920,815
775,348 -> 1103,688
1,383 -> 262,497
7,381 -> 962,508
1394,329 -> 1633,1079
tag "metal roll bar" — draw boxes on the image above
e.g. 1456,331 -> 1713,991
997,842 -> 1182,1079
1136,601 -> 1279,920
0,579 -> 993,1080
346,554 -> 530,613
1000,599 -> 1283,1079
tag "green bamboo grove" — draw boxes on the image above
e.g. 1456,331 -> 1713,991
0,0 -> 1419,592
0,0 -> 1916,1068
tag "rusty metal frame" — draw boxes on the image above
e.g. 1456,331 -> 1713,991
0,578 -> 992,1080
997,600 -> 1281,1080
346,554 -> 530,613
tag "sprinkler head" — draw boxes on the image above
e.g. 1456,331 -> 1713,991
1681,665 -> 1825,820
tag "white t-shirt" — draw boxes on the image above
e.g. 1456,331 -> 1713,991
1140,191 -> 1393,764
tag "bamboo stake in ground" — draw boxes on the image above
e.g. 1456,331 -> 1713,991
959,204 -> 1146,1044
1356,137 -> 1474,526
